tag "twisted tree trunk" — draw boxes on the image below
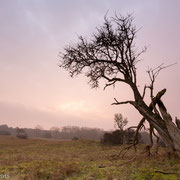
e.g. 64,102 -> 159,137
157,99 -> 180,157
130,83 -> 180,157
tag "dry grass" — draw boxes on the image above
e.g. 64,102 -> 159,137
0,136 -> 180,179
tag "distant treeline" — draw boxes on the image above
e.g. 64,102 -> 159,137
0,124 -> 155,144
0,124 -> 105,140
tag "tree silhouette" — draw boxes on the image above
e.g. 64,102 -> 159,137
60,14 -> 180,157
114,113 -> 128,131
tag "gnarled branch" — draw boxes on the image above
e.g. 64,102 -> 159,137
111,99 -> 135,106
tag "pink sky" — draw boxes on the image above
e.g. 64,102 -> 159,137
0,0 -> 180,130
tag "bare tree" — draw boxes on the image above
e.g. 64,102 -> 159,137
114,113 -> 128,145
59,14 -> 180,157
114,113 -> 128,131
35,125 -> 44,130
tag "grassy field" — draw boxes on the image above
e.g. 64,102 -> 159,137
0,136 -> 180,180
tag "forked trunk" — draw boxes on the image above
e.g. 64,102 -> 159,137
130,83 -> 180,157
137,103 -> 180,157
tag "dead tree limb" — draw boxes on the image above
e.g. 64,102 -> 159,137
154,170 -> 178,175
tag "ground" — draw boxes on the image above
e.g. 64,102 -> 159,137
0,136 -> 180,180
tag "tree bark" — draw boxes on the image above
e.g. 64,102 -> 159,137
175,117 -> 180,130
129,82 -> 180,157
157,100 -> 180,157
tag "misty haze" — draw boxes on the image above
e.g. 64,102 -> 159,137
0,0 -> 180,179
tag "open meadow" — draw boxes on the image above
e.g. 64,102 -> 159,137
0,136 -> 180,180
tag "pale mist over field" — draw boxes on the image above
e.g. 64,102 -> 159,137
0,0 -> 180,130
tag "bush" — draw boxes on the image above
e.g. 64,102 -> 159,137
101,130 -> 124,145
16,134 -> 28,139
101,129 -> 141,145
16,128 -> 28,139
72,136 -> 79,141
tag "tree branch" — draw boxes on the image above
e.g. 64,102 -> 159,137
142,84 -> 148,99
111,99 -> 135,106
103,81 -> 116,90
